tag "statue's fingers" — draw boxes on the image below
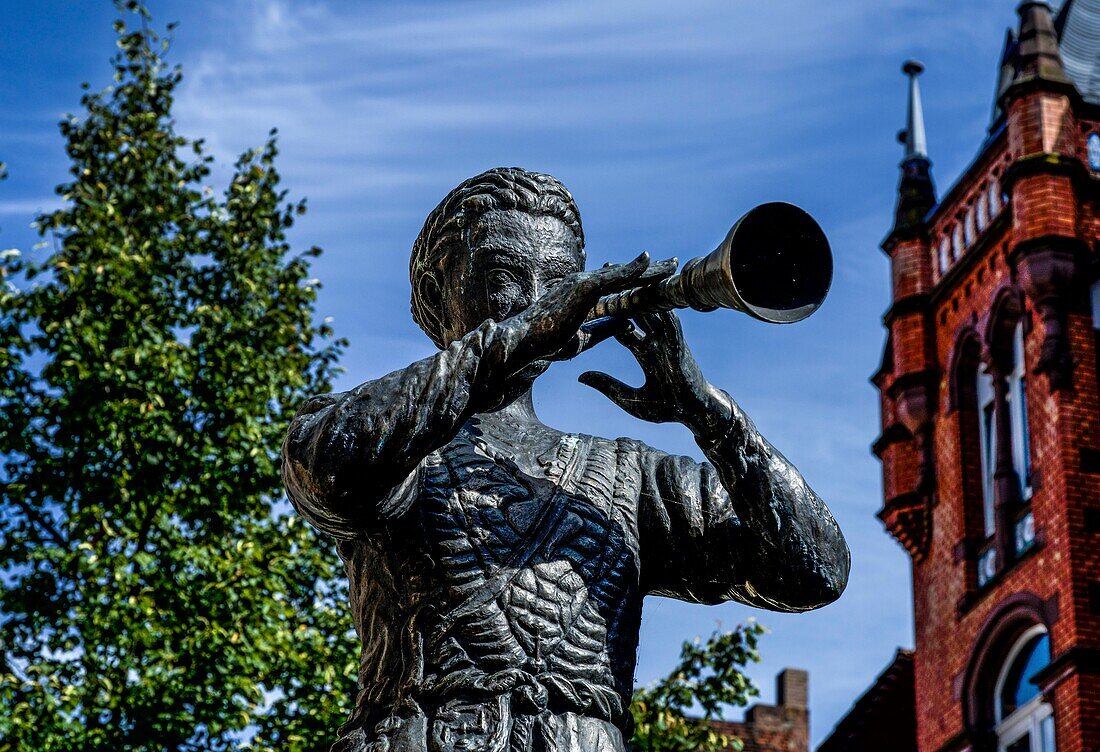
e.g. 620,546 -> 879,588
583,315 -> 632,338
570,316 -> 633,356
578,371 -> 642,410
622,312 -> 685,360
632,313 -> 655,336
598,256 -> 677,297
545,331 -> 585,361
596,318 -> 652,370
592,252 -> 651,295
613,322 -> 647,353
633,257 -> 678,286
635,310 -> 682,339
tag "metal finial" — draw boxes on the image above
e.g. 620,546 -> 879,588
902,60 -> 928,160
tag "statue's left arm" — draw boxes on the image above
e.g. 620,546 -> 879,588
628,403 -> 848,611
580,312 -> 849,612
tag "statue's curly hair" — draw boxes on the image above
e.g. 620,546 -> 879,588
410,167 -> 585,348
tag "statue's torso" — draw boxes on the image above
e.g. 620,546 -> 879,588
336,419 -> 645,752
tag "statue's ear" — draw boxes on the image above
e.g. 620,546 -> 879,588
420,274 -> 441,310
414,273 -> 447,346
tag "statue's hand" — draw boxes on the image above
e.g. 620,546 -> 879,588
579,311 -> 731,435
508,253 -> 671,367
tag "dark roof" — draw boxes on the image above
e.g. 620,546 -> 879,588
817,650 -> 917,752
1057,0 -> 1100,104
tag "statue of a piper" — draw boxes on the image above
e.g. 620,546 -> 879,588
282,167 -> 850,752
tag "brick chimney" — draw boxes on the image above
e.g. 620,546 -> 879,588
777,668 -> 809,711
709,668 -> 810,751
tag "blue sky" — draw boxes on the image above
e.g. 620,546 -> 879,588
0,0 -> 1031,744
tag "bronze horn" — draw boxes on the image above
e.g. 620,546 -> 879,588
589,202 -> 833,325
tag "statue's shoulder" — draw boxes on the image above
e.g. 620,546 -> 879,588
606,434 -> 651,453
541,427 -> 653,461
564,431 -> 664,483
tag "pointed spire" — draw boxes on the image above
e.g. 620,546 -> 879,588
991,29 -> 1019,126
892,61 -> 936,236
902,60 -> 929,160
1014,2 -> 1068,81
1053,0 -> 1074,36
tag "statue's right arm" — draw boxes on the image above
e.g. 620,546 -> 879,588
281,253 -> 659,538
281,319 -> 529,539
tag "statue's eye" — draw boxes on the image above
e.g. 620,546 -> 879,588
487,268 -> 519,288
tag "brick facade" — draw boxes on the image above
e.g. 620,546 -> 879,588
826,3 -> 1100,751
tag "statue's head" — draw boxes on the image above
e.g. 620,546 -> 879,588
411,167 -> 585,349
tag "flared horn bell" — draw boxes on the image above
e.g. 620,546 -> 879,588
589,202 -> 833,324
680,201 -> 833,323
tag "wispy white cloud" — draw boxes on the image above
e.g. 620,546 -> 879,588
0,198 -> 60,216
175,0 -> 925,192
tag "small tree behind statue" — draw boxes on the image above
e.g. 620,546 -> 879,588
630,624 -> 765,752
0,4 -> 354,750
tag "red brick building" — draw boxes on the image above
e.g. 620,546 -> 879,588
822,2 -> 1100,751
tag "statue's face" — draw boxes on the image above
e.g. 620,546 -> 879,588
444,209 -> 583,341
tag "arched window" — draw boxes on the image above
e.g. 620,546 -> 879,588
1088,132 -> 1100,172
1092,279 -> 1100,393
953,226 -> 964,259
951,329 -> 994,583
964,208 -> 976,247
989,180 -> 1002,216
1007,323 -> 1032,501
994,626 -> 1055,752
974,293 -> 1034,583
1092,279 -> 1100,328
977,364 -> 997,537
977,192 -> 989,231
938,237 -> 950,276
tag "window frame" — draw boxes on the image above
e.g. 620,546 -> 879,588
994,625 -> 1055,752
996,703 -> 1055,752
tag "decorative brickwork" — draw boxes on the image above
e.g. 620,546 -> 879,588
831,3 -> 1100,752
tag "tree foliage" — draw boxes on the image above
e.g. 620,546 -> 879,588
0,6 -> 771,751
629,623 -> 765,752
0,4 -> 354,750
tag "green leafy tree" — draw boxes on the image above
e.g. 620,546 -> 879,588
0,4 -> 355,750
630,623 -> 766,752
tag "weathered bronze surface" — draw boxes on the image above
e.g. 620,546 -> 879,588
282,168 -> 850,752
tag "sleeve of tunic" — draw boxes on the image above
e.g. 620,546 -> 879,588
281,319 -> 528,539
626,398 -> 850,612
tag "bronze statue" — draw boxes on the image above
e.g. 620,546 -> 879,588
282,168 -> 849,752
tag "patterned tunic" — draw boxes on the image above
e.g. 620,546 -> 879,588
282,318 -> 848,752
